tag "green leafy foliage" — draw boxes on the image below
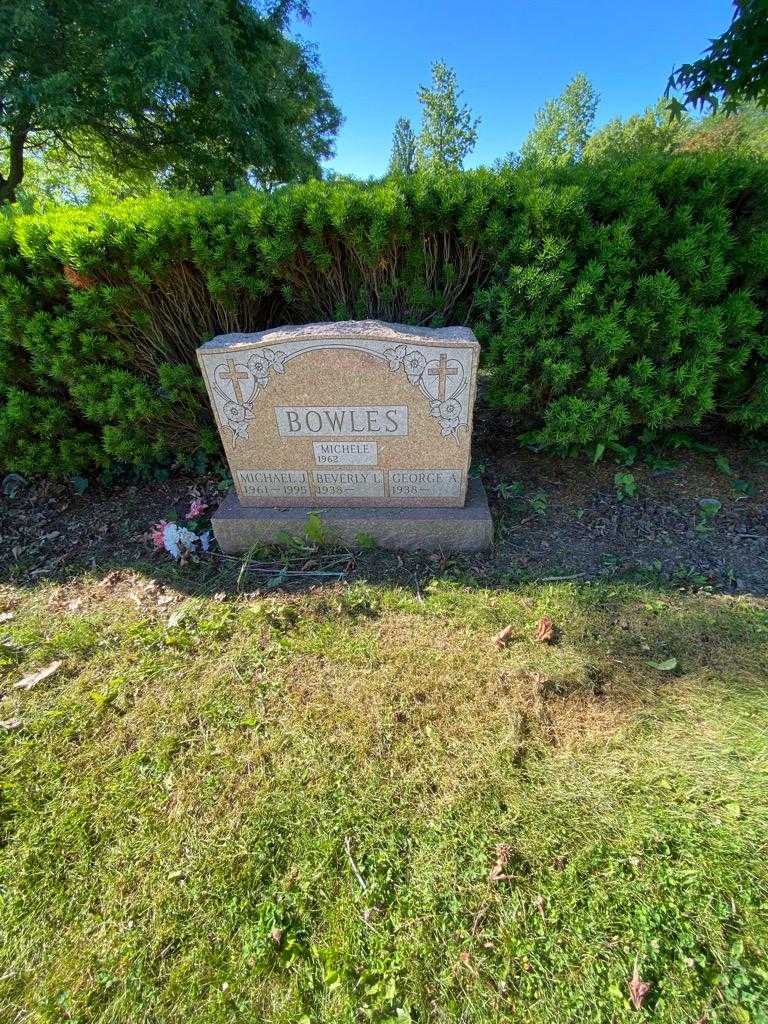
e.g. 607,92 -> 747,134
585,99 -> 768,165
668,0 -> 768,114
0,0 -> 340,204
679,102 -> 768,156
480,154 -> 768,451
1,153 -> 768,477
388,117 -> 418,176
584,99 -> 693,163
416,61 -> 480,170
521,73 -> 599,166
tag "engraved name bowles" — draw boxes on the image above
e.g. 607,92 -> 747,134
276,406 -> 408,437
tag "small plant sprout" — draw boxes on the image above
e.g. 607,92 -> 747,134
354,532 -> 377,550
614,471 -> 637,500
732,478 -> 754,498
304,511 -> 335,547
528,492 -> 548,516
496,480 -> 524,500
611,443 -> 637,467
696,498 -> 722,533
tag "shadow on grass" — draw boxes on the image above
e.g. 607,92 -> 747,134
2,541 -> 766,710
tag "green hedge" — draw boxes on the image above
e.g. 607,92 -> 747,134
1,155 -> 767,478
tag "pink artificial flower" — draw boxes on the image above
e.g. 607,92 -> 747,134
187,498 -> 208,520
151,520 -> 169,550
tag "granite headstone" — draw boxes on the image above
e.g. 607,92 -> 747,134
197,320 -> 492,551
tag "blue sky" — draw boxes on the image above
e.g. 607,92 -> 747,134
295,0 -> 734,177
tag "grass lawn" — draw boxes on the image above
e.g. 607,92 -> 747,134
1,568 -> 767,1023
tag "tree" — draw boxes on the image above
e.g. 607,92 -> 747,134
521,73 -> 599,166
388,117 -> 417,175
11,136 -> 158,212
583,96 -> 768,164
0,0 -> 340,204
493,151 -> 522,171
678,101 -> 768,155
584,100 -> 692,162
668,0 -> 768,115
416,61 -> 479,170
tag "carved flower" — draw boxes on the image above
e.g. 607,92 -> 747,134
269,349 -> 287,373
385,344 -> 406,371
437,398 -> 462,420
404,350 -> 426,383
247,353 -> 270,380
223,401 -> 246,422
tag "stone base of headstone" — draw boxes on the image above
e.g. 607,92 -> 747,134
212,476 -> 493,554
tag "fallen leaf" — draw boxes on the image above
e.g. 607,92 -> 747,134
66,598 -> 83,613
493,624 -> 515,648
489,842 -> 512,882
628,964 -> 651,1010
14,659 -> 63,691
533,895 -> 546,920
212,592 -> 227,603
647,657 -> 678,672
167,608 -> 189,628
458,950 -> 471,966
0,718 -> 21,731
157,594 -> 174,607
270,927 -> 284,945
534,616 -> 555,643
0,611 -> 15,622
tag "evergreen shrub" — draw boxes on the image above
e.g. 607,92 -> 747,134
1,155 -> 766,477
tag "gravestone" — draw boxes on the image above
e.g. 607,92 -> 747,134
197,320 -> 492,551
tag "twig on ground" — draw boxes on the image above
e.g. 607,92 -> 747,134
238,568 -> 347,578
343,835 -> 367,892
216,552 -> 350,569
471,903 -> 490,935
216,548 -> 352,588
533,572 -> 587,583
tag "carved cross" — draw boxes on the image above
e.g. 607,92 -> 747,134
220,357 -> 249,404
428,353 -> 458,401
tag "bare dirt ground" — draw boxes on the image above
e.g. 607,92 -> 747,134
1,414 -> 766,595
476,411 -> 768,595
